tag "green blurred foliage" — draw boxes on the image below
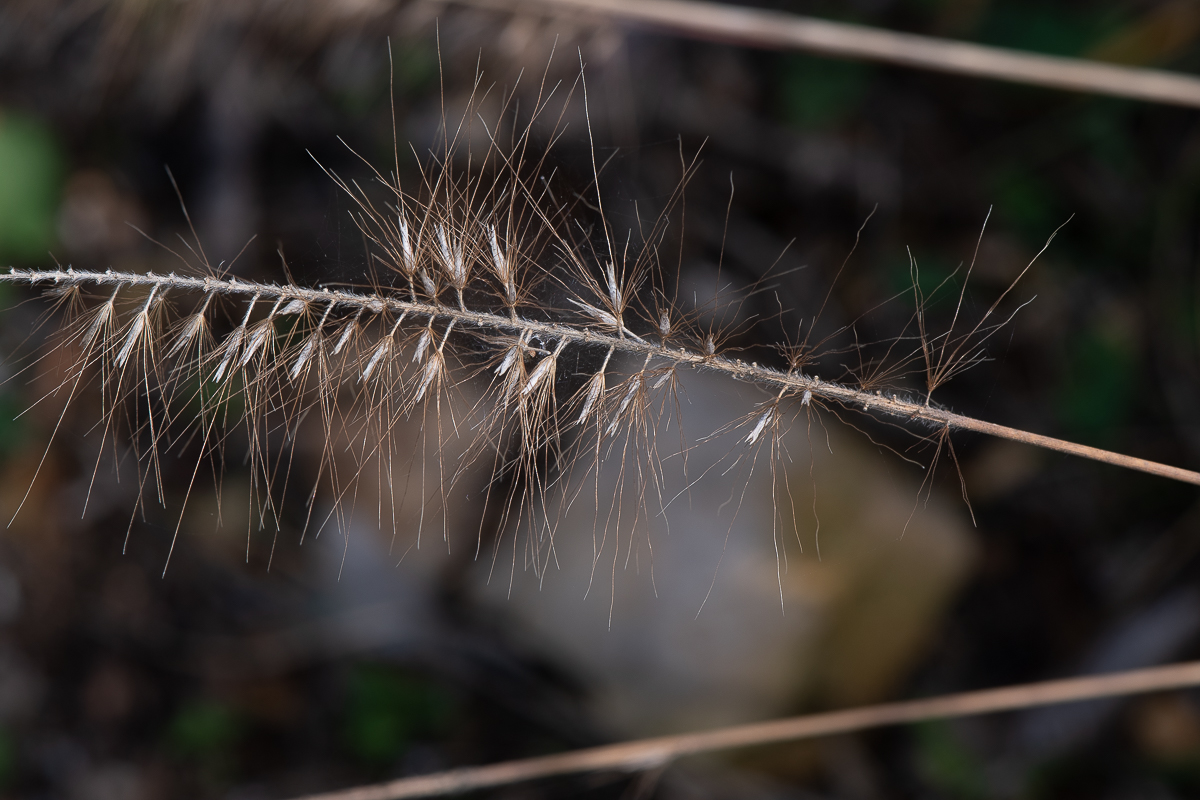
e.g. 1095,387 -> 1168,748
989,167 -> 1062,244
777,54 -> 871,129
392,41 -> 439,95
1076,102 -> 1138,174
1055,320 -> 1137,443
167,699 -> 243,763
0,393 -> 30,458
887,253 -> 959,314
913,721 -> 988,799
342,664 -> 455,767
1154,756 -> 1200,795
0,282 -> 27,458
327,40 -> 439,119
975,3 -> 1128,55
0,111 -> 64,265
0,728 -> 16,790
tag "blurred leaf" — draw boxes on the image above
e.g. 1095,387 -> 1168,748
342,664 -> 454,766
1076,102 -> 1137,174
0,393 -> 30,458
913,720 -> 988,799
0,111 -> 64,264
0,282 -> 25,458
1156,756 -> 1200,795
325,41 -> 439,119
977,3 -> 1126,56
888,253 -> 958,314
1055,322 -> 1136,443
778,54 -> 870,129
0,728 -> 16,789
392,41 -> 439,94
990,168 -> 1062,244
167,700 -> 242,761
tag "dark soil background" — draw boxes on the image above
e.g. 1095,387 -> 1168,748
3,1 -> 1200,798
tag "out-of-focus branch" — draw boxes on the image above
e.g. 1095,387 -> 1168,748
460,0 -> 1200,107
288,660 -> 1200,800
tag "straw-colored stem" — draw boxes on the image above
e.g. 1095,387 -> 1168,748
472,0 -> 1200,108
287,659 -> 1200,800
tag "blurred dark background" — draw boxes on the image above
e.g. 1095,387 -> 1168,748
3,1 -> 1200,798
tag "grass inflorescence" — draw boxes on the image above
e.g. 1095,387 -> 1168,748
3,57 -> 1198,600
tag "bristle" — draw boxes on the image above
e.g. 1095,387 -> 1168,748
361,338 -> 392,382
239,297 -> 284,368
168,294 -> 212,358
486,224 -> 518,308
212,327 -> 245,384
80,287 -> 119,352
289,301 -> 334,381
419,270 -> 437,299
412,352 -> 443,404
289,335 -> 320,381
607,372 -> 644,437
361,313 -> 405,382
570,298 -> 619,330
520,339 -> 566,398
605,262 -> 621,310
397,212 -> 415,273
413,327 -> 432,363
113,285 -> 158,368
577,372 -> 606,426
332,308 -> 363,356
496,331 -> 530,378
239,322 -> 273,368
212,294 -> 259,383
744,406 -> 774,446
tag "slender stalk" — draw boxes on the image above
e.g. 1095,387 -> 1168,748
287,660 -> 1200,800
465,0 -> 1200,108
12,267 -> 1199,487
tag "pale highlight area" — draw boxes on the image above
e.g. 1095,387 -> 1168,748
469,369 -> 976,735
